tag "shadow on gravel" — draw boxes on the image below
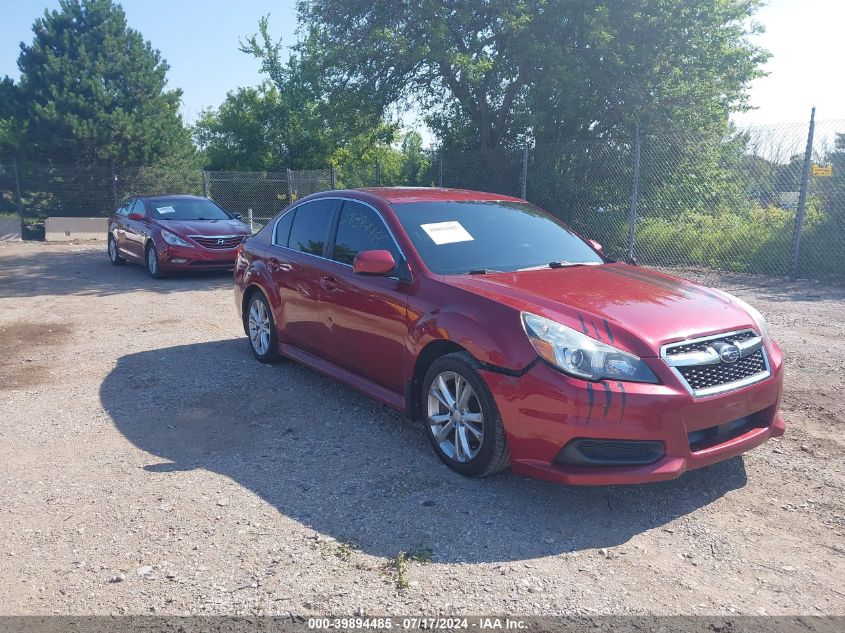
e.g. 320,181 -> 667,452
0,247 -> 232,298
102,339 -> 748,564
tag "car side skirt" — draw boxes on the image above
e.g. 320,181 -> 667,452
279,343 -> 406,412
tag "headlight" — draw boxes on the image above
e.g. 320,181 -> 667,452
161,230 -> 193,247
521,312 -> 658,383
712,290 -> 771,345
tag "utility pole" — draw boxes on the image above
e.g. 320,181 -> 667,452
521,142 -> 529,200
13,156 -> 23,236
790,106 -> 816,278
626,124 -> 641,264
286,168 -> 293,205
438,151 -> 444,188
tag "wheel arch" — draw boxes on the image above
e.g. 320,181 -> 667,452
406,339 -> 468,421
241,283 -> 268,335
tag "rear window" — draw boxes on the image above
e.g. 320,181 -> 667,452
274,209 -> 295,246
287,199 -> 336,256
391,200 -> 603,274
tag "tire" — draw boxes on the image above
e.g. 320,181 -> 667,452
246,291 -> 279,363
146,243 -> 167,278
108,235 -> 124,266
421,352 -> 510,477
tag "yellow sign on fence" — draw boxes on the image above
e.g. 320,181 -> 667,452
812,164 -> 833,177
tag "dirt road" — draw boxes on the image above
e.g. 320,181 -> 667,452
1,241 -> 843,616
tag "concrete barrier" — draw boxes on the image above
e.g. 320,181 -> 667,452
45,217 -> 108,241
0,217 -> 22,241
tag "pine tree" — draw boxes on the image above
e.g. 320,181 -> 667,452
9,0 -> 194,165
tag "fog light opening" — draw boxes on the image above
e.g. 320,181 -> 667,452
554,439 -> 665,467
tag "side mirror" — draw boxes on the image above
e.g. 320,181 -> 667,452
232,213 -> 243,221
588,239 -> 603,253
128,212 -> 145,221
353,249 -> 396,275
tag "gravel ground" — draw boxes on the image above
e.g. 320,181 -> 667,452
0,241 -> 843,616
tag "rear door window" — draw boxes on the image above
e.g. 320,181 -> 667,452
287,199 -> 336,256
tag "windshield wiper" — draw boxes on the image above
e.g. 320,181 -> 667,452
515,261 -> 601,272
467,268 -> 500,275
548,261 -> 592,268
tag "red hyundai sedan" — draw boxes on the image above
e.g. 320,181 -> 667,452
108,195 -> 252,277
233,188 -> 785,485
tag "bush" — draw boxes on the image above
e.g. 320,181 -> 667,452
633,205 -> 802,275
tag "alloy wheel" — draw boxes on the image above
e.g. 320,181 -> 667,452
108,238 -> 117,262
427,371 -> 484,463
248,299 -> 272,356
147,247 -> 158,275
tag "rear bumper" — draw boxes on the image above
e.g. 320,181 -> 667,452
481,344 -> 785,485
157,243 -> 238,271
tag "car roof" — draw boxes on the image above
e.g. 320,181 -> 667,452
143,194 -> 207,202
356,187 -> 524,204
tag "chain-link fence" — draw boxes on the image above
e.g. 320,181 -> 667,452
429,116 -> 845,281
1,115 -> 844,281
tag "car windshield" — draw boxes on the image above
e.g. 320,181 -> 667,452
391,200 -> 604,275
149,198 -> 231,221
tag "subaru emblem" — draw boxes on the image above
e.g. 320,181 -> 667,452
719,344 -> 741,364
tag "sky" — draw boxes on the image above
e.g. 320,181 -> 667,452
1,0 -> 843,132
0,0 -> 299,123
731,0 -> 845,127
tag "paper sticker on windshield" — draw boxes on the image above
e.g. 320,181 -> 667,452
156,206 -> 176,214
421,221 -> 474,245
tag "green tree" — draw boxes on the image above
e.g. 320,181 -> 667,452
196,16 -> 398,172
6,0 -> 194,165
399,131 -> 432,185
195,83 -> 329,171
297,0 -> 768,151
0,77 -> 22,154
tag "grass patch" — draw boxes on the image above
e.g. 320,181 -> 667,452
387,545 -> 433,590
319,539 -> 356,562
388,551 -> 411,590
408,545 -> 433,563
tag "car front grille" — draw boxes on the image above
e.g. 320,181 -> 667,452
661,329 -> 770,397
189,235 -> 244,249
665,330 -> 757,355
677,349 -> 767,391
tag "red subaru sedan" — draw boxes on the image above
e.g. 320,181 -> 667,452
234,188 -> 785,485
108,195 -> 252,277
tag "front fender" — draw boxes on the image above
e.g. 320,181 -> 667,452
409,307 -> 537,372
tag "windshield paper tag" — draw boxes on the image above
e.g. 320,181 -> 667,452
421,221 -> 474,245
156,206 -> 176,214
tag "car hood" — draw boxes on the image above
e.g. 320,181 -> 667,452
445,263 -> 756,358
156,219 -> 251,237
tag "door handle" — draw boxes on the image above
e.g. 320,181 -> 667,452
320,275 -> 338,291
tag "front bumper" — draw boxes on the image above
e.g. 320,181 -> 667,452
157,243 -> 239,271
480,344 -> 785,485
